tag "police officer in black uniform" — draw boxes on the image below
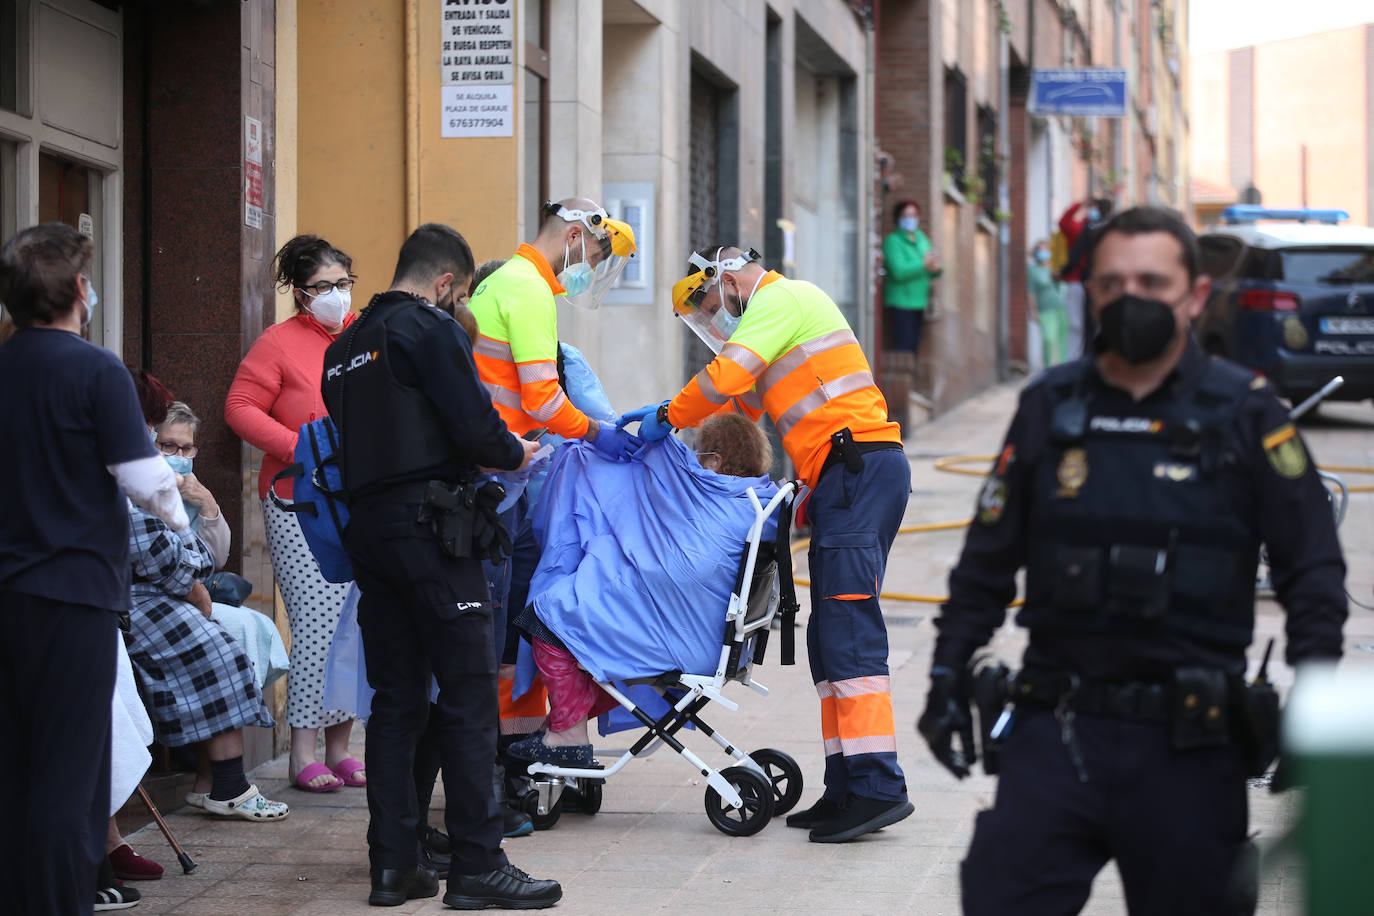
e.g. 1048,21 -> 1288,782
322,223 -> 561,910
917,207 -> 1347,915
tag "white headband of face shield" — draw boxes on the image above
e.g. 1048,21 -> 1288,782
687,248 -> 759,305
548,204 -> 610,239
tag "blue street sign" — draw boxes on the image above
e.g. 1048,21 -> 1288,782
1029,69 -> 1128,117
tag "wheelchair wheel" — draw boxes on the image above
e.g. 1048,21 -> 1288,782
577,780 -> 603,815
749,748 -> 804,816
704,766 -> 774,837
519,789 -> 562,830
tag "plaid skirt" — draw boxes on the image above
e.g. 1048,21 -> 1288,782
127,589 -> 275,748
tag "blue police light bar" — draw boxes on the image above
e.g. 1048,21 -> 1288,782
1220,206 -> 1350,225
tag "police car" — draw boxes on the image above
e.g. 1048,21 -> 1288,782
1195,206 -> 1374,404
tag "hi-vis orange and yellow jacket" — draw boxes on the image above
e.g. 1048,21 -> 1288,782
667,273 -> 899,487
469,244 -> 595,439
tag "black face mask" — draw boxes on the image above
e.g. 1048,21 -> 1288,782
436,289 -> 457,317
1096,293 -> 1179,365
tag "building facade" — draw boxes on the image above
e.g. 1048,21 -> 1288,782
0,0 -> 878,768
874,0 -> 1190,400
1190,22 -> 1374,229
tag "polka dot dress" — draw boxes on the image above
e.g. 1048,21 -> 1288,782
264,498 -> 354,729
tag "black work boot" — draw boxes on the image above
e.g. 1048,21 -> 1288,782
368,865 -> 439,907
784,795 -> 842,829
808,793 -> 914,843
444,863 -> 562,910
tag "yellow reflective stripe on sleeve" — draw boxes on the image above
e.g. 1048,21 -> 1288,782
775,370 -> 878,439
720,342 -> 767,379
517,361 -> 560,384
473,335 -> 514,360
529,387 -> 570,423
695,368 -> 730,405
758,329 -> 858,396
485,382 -> 523,412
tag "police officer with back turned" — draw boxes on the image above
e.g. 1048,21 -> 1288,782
322,223 -> 560,910
918,206 -> 1347,915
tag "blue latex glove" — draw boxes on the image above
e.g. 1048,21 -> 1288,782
619,401 -> 673,442
616,403 -> 661,430
589,421 -> 644,460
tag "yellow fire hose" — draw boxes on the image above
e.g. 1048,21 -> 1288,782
789,451 -> 1374,605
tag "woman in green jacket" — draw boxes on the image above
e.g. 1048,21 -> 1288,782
882,200 -> 941,357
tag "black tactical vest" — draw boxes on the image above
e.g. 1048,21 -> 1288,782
1016,358 -> 1260,647
321,301 -> 458,496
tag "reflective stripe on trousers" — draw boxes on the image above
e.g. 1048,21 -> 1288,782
805,447 -> 911,802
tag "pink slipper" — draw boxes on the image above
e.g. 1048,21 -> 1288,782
293,761 -> 343,793
331,757 -> 367,787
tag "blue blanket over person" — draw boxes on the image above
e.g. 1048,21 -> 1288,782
527,434 -> 777,684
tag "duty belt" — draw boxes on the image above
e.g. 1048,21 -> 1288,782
819,427 -> 903,477
351,477 -> 450,507
1012,672 -> 1170,724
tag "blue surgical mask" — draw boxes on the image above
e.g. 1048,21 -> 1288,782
1086,208 -> 1100,222
711,307 -> 740,339
1034,249 -> 1051,263
165,454 -> 199,528
898,215 -> 919,233
558,236 -> 593,296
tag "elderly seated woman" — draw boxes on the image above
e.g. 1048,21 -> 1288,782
125,412 -> 289,821
153,401 -> 287,689
508,412 -> 774,767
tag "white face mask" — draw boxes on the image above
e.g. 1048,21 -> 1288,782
304,286 -> 351,327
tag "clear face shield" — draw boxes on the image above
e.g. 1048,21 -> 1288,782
671,248 -> 760,354
548,203 -> 637,310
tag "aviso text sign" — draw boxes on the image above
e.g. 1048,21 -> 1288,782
441,0 -> 514,138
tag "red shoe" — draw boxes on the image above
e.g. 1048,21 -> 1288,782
109,843 -> 164,881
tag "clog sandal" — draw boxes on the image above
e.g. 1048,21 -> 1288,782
201,785 -> 290,822
330,756 -> 367,787
184,791 -> 207,809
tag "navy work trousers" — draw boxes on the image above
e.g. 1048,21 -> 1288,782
0,592 -> 116,916
805,446 -> 911,803
962,708 -> 1255,915
345,500 -> 506,877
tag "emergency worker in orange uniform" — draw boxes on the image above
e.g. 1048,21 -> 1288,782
621,246 -> 915,843
468,198 -> 639,783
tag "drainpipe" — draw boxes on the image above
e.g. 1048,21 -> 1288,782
996,29 -> 1010,380
1113,0 -> 1124,203
141,5 -> 153,370
865,6 -> 878,360
404,0 -> 420,229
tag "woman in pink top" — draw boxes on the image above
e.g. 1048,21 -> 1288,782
225,235 -> 363,793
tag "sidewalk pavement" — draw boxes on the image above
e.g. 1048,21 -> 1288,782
125,381 -> 1374,915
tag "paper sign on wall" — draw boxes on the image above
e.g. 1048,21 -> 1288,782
245,116 -> 264,229
440,0 -> 514,138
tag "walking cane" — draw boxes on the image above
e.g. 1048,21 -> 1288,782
137,786 -> 198,874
